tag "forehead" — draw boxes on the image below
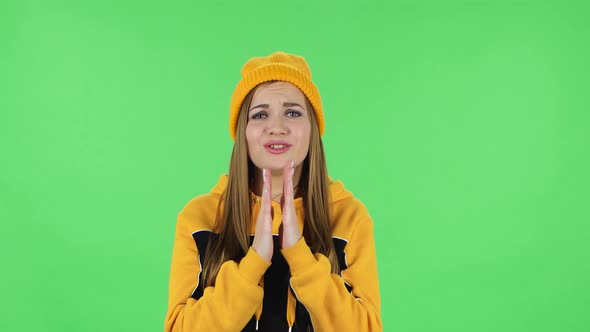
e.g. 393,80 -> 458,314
251,81 -> 306,103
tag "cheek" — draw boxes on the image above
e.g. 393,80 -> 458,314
295,123 -> 311,152
245,124 -> 256,144
245,123 -> 265,159
245,126 -> 255,154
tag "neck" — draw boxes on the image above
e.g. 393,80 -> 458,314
252,166 -> 303,203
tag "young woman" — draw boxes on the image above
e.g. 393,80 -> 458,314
165,51 -> 382,332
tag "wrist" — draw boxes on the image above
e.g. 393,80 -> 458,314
282,234 -> 301,250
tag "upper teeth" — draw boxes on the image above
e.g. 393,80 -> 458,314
270,144 -> 286,149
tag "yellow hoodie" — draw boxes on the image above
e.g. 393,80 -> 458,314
165,174 -> 382,332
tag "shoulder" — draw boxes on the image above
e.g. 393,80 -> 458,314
328,178 -> 373,240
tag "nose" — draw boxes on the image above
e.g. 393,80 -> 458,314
265,116 -> 288,135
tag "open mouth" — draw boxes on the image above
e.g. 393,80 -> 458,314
264,143 -> 292,154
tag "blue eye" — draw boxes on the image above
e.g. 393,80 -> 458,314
286,110 -> 302,117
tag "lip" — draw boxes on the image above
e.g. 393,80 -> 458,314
264,140 -> 292,155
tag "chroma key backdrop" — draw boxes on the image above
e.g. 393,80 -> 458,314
1,0 -> 589,331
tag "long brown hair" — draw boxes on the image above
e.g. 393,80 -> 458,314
202,82 -> 339,287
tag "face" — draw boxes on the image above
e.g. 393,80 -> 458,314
245,81 -> 311,172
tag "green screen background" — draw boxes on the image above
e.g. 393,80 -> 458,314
2,0 -> 589,331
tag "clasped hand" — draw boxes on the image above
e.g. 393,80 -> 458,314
251,161 -> 301,262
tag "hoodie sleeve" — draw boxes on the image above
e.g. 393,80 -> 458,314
281,217 -> 382,332
164,207 -> 271,332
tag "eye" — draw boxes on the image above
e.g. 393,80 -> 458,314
286,110 -> 302,117
250,112 -> 267,119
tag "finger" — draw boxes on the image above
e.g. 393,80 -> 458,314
283,160 -> 294,203
263,168 -> 271,215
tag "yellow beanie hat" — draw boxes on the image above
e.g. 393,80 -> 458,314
229,51 -> 324,141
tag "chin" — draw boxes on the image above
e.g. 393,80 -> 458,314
266,162 -> 289,172
253,157 -> 293,172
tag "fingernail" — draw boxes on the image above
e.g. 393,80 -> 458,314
291,160 -> 294,169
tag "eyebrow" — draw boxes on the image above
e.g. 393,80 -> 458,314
249,102 -> 305,112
